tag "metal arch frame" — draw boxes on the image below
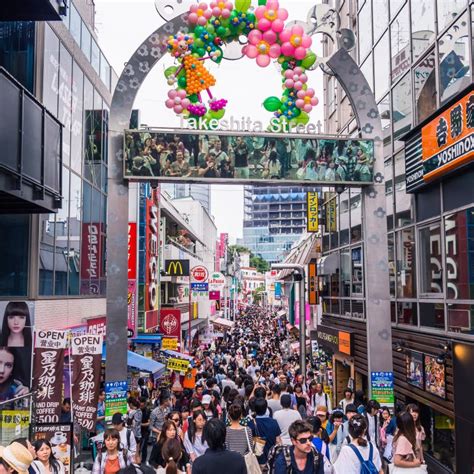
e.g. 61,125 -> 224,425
106,13 -> 392,389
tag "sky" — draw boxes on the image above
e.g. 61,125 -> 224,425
94,0 -> 324,243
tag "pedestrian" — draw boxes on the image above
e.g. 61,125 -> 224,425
96,390 -> 106,434
271,420 -> 324,474
363,400 -> 381,447
392,412 -> 425,471
127,398 -> 143,449
31,440 -> 65,474
156,439 -> 186,474
308,416 -> 330,461
183,410 -> 208,462
112,413 -> 138,456
267,385 -> 283,414
0,442 -> 34,474
379,406 -> 396,464
294,384 -> 309,418
225,403 -> 254,456
309,384 -> 331,413
333,415 -> 382,474
406,404 -> 426,463
167,411 -> 185,440
150,392 -> 172,441
139,397 -> 151,463
191,419 -> 246,474
338,388 -> 354,414
273,394 -> 302,446
59,399 -> 71,424
92,429 -> 134,474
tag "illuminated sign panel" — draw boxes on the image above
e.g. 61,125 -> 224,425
123,130 -> 374,186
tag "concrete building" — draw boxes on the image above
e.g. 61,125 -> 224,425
161,183 -> 211,213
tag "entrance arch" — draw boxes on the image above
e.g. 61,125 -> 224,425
106,5 -> 392,394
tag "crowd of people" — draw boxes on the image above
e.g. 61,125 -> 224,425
2,306 -> 428,474
124,132 -> 374,183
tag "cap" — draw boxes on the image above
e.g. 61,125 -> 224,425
201,394 -> 212,405
0,443 -> 34,474
345,403 -> 358,414
112,413 -> 125,425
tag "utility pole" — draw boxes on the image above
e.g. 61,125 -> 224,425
271,264 -> 306,378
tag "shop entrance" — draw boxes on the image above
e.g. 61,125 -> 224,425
334,359 -> 351,404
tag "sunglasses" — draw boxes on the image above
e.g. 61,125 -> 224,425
296,436 -> 313,444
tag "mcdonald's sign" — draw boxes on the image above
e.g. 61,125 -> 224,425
165,259 -> 190,276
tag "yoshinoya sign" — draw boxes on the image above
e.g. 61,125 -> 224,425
312,326 -> 352,356
191,265 -> 209,283
405,86 -> 474,192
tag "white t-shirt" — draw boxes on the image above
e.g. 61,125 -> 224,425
273,409 -> 302,445
333,442 -> 382,474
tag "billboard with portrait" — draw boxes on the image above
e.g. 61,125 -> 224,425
123,130 -> 374,186
424,354 -> 446,399
406,350 -> 424,389
0,301 -> 34,405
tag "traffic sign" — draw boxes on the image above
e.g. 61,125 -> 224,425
191,265 -> 209,283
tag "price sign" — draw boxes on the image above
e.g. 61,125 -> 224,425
162,337 -> 178,350
167,357 -> 190,373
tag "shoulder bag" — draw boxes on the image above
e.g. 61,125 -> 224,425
243,427 -> 261,474
252,418 -> 266,457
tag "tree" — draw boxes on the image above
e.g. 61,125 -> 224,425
253,285 -> 266,304
250,255 -> 270,273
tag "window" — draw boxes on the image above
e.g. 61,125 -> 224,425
374,33 -> 389,101
438,13 -> 470,104
389,0 -> 405,19
419,302 -> 445,329
341,248 -> 351,297
419,223 -> 443,294
81,21 -> 91,61
390,4 -> 410,83
372,0 -> 389,41
414,50 -> 437,123
392,73 -> 412,142
70,61 -> 83,174
411,0 -> 436,60
350,189 -> 362,243
396,227 -> 416,298
69,3 -> 81,45
358,0 -> 372,60
351,247 -> 363,295
447,303 -> 474,334
444,208 -> 474,300
378,95 -> 392,156
59,44 -> 72,168
397,301 -> 417,325
91,39 -> 100,74
437,0 -> 467,31
340,189 -> 350,245
54,167 -> 69,295
394,150 -> 415,226
385,158 -> 394,230
43,25 -> 59,116
361,53 -> 373,92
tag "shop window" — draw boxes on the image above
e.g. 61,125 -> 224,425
39,214 -> 55,295
358,0 -> 372,61
388,233 -> 396,297
411,0 -> 436,61
438,13 -> 470,105
394,151 -> 415,227
416,184 -> 441,222
352,300 -> 364,319
340,189 -> 350,246
350,190 -> 363,243
372,0 -> 388,41
392,73 -> 412,143
91,39 -> 100,74
351,247 -> 363,295
396,227 -> 416,298
447,303 -> 474,335
0,215 -> 29,296
70,61 -> 84,174
444,208 -> 474,300
378,95 -> 392,156
329,199 -> 339,249
374,33 -> 389,102
390,4 -> 410,83
341,248 -> 351,297
385,158 -> 394,230
397,301 -> 417,325
419,223 -> 443,295
413,49 -> 437,124
389,0 -> 405,19
443,168 -> 474,212
43,24 -> 59,117
361,53 -> 373,92
390,301 -> 396,323
419,302 -> 445,329
437,0 -> 467,31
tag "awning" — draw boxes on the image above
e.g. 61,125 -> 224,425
132,334 -> 162,344
163,350 -> 195,362
102,347 -> 165,377
212,317 -> 234,329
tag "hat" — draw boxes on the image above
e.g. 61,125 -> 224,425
201,394 -> 212,405
345,403 -> 358,414
112,413 -> 125,425
316,405 -> 328,416
0,443 -> 34,474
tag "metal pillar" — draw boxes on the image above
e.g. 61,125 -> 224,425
272,264 -> 306,379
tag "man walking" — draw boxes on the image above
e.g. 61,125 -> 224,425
149,391 -> 172,441
274,394 -> 302,446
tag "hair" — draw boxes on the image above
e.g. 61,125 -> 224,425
167,411 -> 181,425
228,403 -> 242,422
329,410 -> 344,423
254,397 -> 268,416
244,383 -> 254,398
189,398 -> 202,411
0,347 -> 25,387
128,397 -> 140,409
406,403 -> 422,431
344,387 -> 353,396
33,439 -> 61,474
162,438 -> 182,474
366,399 -> 381,413
203,418 -> 226,450
307,416 -> 321,434
103,428 -> 122,451
280,394 -> 292,409
272,384 -> 282,395
11,438 -> 29,448
0,458 -> 17,474
354,390 -> 366,408
187,410 -> 207,444
348,414 -> 368,447
288,420 -> 312,440
62,398 -> 71,406
254,386 -> 266,399
157,420 -> 178,446
294,383 -> 303,393
0,302 -> 32,347
394,411 -> 418,454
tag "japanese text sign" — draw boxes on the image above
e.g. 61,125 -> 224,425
167,357 -> 190,373
306,192 -> 319,232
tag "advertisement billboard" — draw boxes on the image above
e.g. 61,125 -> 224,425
406,350 -> 424,389
424,354 -> 446,399
123,130 -> 374,186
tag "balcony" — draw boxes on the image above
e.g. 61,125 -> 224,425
0,68 -> 62,213
1,0 -> 66,20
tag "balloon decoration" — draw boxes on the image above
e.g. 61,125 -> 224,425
164,0 -> 319,126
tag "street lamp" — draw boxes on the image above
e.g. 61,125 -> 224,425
271,264 -> 306,379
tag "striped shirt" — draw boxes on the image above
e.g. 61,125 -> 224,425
225,426 -> 253,456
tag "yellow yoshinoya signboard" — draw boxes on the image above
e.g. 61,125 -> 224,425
167,357 -> 190,373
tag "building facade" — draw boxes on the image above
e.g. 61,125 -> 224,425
161,183 -> 211,213
320,1 -> 474,472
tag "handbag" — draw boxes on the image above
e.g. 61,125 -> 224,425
243,427 -> 261,474
252,418 -> 266,457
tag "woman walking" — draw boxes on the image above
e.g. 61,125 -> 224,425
183,410 -> 208,462
31,440 -> 65,474
225,403 -> 254,456
392,412 -> 426,471
91,428 -> 133,474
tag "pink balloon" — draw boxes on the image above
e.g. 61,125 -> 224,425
221,9 -> 231,18
284,69 -> 293,79
267,0 -> 279,9
263,30 -> 277,44
197,16 -> 207,25
302,36 -> 312,48
294,47 -> 306,60
294,67 -> 303,75
292,25 -> 304,36
168,90 -> 177,99
294,81 -> 303,90
296,90 -> 306,99
269,43 -> 281,58
279,30 -> 291,42
295,99 -> 304,109
278,8 -> 289,21
304,104 -> 312,113
306,88 -> 315,97
312,97 -> 319,106
182,99 -> 191,108
174,105 -> 184,114
284,79 -> 294,89
177,89 -> 187,98
165,99 -> 174,108
248,29 -> 262,45
258,18 -> 271,31
188,12 -> 198,23
300,74 -> 308,84
244,44 -> 258,59
198,2 -> 207,9
204,10 -> 212,19
212,6 -> 220,16
175,97 -> 182,105
281,42 -> 294,57
255,6 -> 265,19
256,54 -> 271,67
272,19 -> 285,33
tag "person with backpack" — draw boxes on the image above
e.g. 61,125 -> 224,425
92,428 -> 134,474
127,398 -> 143,450
270,420 -> 324,474
112,413 -> 137,457
333,415 -> 382,474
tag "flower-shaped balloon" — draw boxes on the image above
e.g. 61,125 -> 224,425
296,88 -> 318,113
165,89 -> 191,114
279,25 -> 312,60
283,67 -> 308,91
210,0 -> 233,19
244,29 -> 281,67
255,0 -> 288,33
189,3 -> 212,26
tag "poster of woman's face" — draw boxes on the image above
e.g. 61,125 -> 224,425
0,301 -> 34,404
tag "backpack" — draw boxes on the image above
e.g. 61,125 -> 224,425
348,443 -> 379,474
267,445 -> 322,474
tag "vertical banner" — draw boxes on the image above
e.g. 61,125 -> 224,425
306,192 -> 319,232
274,282 -> 282,300
159,308 -> 181,343
308,260 -> 318,305
128,222 -> 138,338
128,223 -> 137,280
128,280 -> 137,337
324,192 -> 337,232
71,334 -> 103,431
32,330 -> 68,424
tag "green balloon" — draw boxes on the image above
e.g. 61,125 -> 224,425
178,76 -> 187,88
302,51 -> 317,69
195,38 -> 204,48
216,26 -> 226,37
194,26 -> 205,36
293,108 -> 301,117
207,25 -> 215,34
196,47 -> 206,57
189,94 -> 199,103
164,66 -> 177,78
246,12 -> 256,23
210,109 -> 225,120
263,96 -> 282,112
294,111 -> 309,125
282,61 -> 289,70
